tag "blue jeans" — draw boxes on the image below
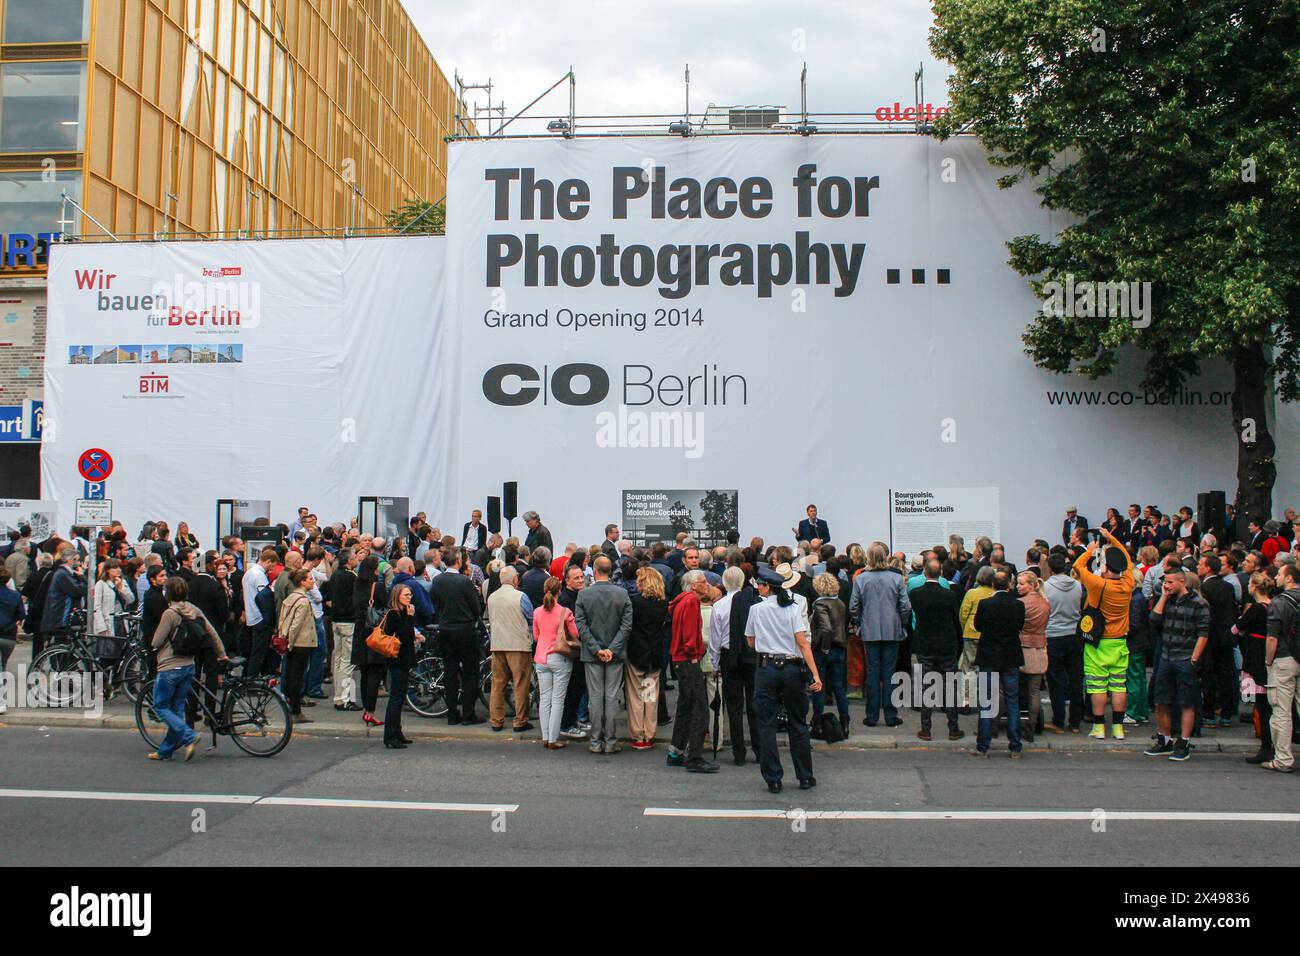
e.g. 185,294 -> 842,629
863,641 -> 900,723
305,619 -> 328,696
154,664 -> 198,758
977,666 -> 1021,753
813,647 -> 849,718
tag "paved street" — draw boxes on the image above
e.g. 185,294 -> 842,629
2,725 -> 1297,867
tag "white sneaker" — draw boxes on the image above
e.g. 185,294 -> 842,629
1123,715 -> 1139,724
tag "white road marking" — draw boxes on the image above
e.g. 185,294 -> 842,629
0,788 -> 258,805
0,787 -> 516,813
644,807 -> 1300,822
256,796 -> 517,813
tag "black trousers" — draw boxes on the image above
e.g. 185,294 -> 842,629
245,620 -> 273,679
1198,641 -> 1238,718
186,644 -> 221,728
670,660 -> 708,760
755,661 -> 813,785
439,628 -> 481,719
284,647 -> 310,715
561,654 -> 587,728
384,667 -> 409,743
917,653 -> 961,733
359,662 -> 385,713
1046,635 -> 1084,728
721,654 -> 759,762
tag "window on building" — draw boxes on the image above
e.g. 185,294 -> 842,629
0,170 -> 82,237
0,61 -> 86,152
2,0 -> 88,43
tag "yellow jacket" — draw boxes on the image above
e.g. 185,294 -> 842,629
959,585 -> 994,640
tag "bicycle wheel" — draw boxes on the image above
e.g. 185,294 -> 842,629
133,679 -> 168,751
406,655 -> 448,717
30,644 -> 96,708
223,683 -> 292,756
480,661 -> 519,716
119,648 -> 149,704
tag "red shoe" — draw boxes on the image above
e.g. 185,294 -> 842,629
362,712 -> 384,727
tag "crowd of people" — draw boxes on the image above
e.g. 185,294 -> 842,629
1,498 -> 1299,788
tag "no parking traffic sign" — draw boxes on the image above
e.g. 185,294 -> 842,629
77,448 -> 113,483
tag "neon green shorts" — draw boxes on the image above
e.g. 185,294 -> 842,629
1084,638 -> 1129,695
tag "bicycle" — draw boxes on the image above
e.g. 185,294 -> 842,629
134,656 -> 293,757
406,627 -> 449,718
404,625 -> 538,720
30,612 -> 151,706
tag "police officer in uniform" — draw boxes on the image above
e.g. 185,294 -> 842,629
745,565 -> 822,793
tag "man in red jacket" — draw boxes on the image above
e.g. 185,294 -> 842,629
666,570 -> 720,773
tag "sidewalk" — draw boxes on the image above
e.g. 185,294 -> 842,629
0,640 -> 1263,753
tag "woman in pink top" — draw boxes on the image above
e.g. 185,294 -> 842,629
1017,570 -> 1051,742
533,576 -> 580,749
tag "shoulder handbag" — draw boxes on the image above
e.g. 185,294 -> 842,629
1077,582 -> 1106,647
552,609 -> 580,659
365,582 -> 384,628
271,595 -> 304,655
365,610 -> 401,659
270,597 -> 295,655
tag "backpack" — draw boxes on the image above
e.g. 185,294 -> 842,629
169,611 -> 209,656
813,712 -> 847,743
254,584 -> 277,630
1275,593 -> 1300,661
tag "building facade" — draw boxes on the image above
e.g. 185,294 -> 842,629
0,0 -> 464,493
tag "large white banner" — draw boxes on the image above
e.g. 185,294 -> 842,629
445,135 -> 1276,556
40,136 -> 1300,556
43,237 -> 451,541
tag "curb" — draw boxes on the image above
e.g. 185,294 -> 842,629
0,709 -> 1261,753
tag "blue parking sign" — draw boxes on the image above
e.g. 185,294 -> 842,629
84,480 -> 106,500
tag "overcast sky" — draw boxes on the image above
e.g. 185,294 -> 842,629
411,0 -> 954,133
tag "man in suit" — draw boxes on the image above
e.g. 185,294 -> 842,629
461,509 -> 486,552
574,555 -> 633,754
1062,507 -> 1088,546
972,570 -> 1026,757
1122,503 -> 1147,548
600,523 -> 620,562
910,559 -> 964,741
1248,519 -> 1268,552
1197,553 -> 1239,727
795,504 -> 831,544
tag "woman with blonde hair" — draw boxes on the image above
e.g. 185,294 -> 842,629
1017,570 -> 1050,741
379,582 -> 422,749
810,571 -> 850,739
625,566 -> 669,749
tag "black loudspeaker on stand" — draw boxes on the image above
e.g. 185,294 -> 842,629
1197,490 -> 1226,539
486,496 -> 502,535
502,481 -> 518,536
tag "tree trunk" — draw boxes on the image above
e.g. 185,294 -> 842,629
1231,344 -> 1276,537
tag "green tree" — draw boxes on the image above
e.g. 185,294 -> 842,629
384,198 -> 445,235
700,490 -> 739,538
930,0 -> 1299,527
668,501 -> 695,535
